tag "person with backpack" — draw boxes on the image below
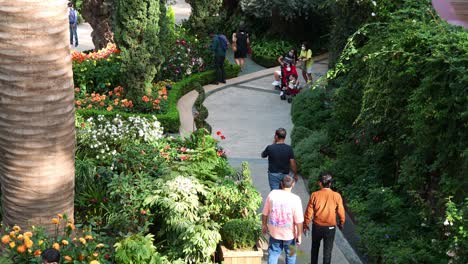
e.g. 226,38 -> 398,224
209,31 -> 228,85
68,2 -> 78,47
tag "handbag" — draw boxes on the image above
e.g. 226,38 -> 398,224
232,42 -> 237,52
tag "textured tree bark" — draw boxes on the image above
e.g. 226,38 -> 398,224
81,0 -> 114,50
0,0 -> 75,232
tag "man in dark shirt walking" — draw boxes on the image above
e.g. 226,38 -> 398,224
261,128 -> 298,190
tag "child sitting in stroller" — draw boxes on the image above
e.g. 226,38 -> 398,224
280,68 -> 300,103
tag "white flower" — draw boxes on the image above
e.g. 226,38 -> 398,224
372,1 -> 376,6
371,12 -> 376,16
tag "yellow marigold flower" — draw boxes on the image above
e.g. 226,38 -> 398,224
93,252 -> 99,257
12,225 -> 21,232
38,240 -> 44,246
17,234 -> 24,241
64,255 -> 73,261
79,237 -> 86,245
24,238 -> 33,248
67,223 -> 76,230
9,231 -> 16,238
90,260 -> 100,264
9,241 -> 15,248
61,240 -> 69,245
51,218 -> 60,225
95,243 -> 105,248
23,231 -> 33,238
85,235 -> 93,240
52,242 -> 60,250
17,244 -> 26,253
57,213 -> 63,219
1,235 -> 10,244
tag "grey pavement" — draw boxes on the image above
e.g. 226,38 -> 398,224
169,0 -> 191,24
72,22 -> 94,52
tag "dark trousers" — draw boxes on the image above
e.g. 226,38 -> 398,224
214,55 -> 226,82
311,224 -> 336,264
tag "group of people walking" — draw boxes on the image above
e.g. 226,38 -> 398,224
261,128 -> 345,264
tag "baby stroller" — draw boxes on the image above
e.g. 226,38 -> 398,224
279,63 -> 300,103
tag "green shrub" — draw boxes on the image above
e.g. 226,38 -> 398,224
293,129 -> 330,182
291,126 -> 313,147
114,234 -> 178,264
291,87 -> 331,131
220,218 -> 262,250
250,39 -> 295,67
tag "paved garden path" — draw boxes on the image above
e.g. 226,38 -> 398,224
178,54 -> 363,264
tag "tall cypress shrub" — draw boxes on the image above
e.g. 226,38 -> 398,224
114,0 -> 162,110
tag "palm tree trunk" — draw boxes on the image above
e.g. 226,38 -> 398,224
0,0 -> 75,231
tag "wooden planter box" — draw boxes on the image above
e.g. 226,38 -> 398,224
220,245 -> 263,264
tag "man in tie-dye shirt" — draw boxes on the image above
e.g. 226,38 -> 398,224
262,175 -> 303,264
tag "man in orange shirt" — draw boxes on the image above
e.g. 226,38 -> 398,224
303,172 -> 345,264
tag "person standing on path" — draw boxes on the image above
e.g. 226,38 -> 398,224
262,175 -> 304,264
261,128 -> 298,190
303,172 -> 346,264
68,2 -> 79,47
209,31 -> 227,85
232,27 -> 249,71
298,42 -> 313,83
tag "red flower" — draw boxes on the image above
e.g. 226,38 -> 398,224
216,131 -> 222,136
221,135 -> 226,140
105,254 -> 110,260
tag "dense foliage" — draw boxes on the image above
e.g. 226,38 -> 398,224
114,0 -> 165,110
292,2 -> 468,262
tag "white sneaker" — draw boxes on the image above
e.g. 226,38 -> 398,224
272,81 -> 280,86
280,91 -> 284,96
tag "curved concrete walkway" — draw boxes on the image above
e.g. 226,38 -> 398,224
177,54 -> 363,264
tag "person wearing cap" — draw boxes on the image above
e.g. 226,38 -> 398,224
262,175 -> 303,264
303,172 -> 346,264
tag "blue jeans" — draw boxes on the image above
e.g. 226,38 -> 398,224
69,23 -> 78,46
268,236 -> 296,264
268,172 -> 288,190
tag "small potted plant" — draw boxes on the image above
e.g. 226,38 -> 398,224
219,218 -> 264,263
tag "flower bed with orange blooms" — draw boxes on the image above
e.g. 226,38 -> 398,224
74,81 -> 172,114
72,44 -> 122,95
1,215 -> 113,263
72,43 -> 120,63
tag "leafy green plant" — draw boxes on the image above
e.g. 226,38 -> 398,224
220,218 -> 262,250
114,234 -> 178,264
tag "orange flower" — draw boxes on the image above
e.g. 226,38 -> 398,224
76,100 -> 82,106
34,249 -> 41,256
1,235 -> 10,244
106,106 -> 113,111
13,225 -> 21,232
99,102 -> 105,106
52,242 -> 60,250
61,240 -> 69,245
17,244 -> 26,253
163,95 -> 168,100
87,104 -> 93,109
79,237 -> 87,245
67,223 -> 76,230
57,213 -> 63,219
52,218 -> 60,225
9,231 -> 16,238
93,252 -> 99,257
24,238 -> 33,248
17,234 -> 24,241
154,99 -> 160,104
23,231 -> 33,238
78,254 -> 86,261
64,256 -> 72,261
142,95 -> 150,102
85,235 -> 93,240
